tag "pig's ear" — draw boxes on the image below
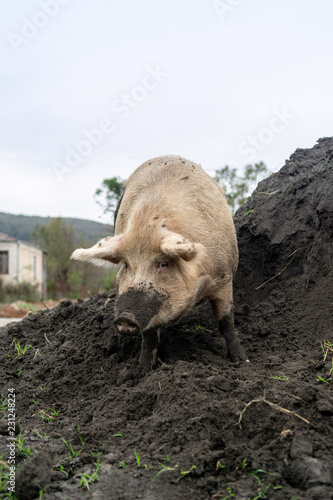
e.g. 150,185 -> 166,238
71,235 -> 123,268
160,231 -> 204,262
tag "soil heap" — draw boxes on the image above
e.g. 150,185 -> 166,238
0,137 -> 332,500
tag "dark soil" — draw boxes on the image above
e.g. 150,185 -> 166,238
1,137 -> 333,500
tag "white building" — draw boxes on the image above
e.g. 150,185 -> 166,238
0,233 -> 47,297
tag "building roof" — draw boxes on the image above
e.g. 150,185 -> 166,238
0,233 -> 47,253
0,232 -> 16,242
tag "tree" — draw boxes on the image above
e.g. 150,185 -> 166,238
31,218 -> 116,298
94,162 -> 268,217
68,235 -> 117,297
94,177 -> 124,215
31,217 -> 75,296
214,161 -> 268,213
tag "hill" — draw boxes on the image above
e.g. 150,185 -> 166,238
0,212 -> 113,244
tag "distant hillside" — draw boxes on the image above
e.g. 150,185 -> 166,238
0,212 -> 113,244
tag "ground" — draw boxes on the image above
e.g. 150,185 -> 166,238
0,138 -> 332,500
0,301 -> 63,319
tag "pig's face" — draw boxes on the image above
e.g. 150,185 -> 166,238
71,227 -> 206,334
115,250 -> 195,333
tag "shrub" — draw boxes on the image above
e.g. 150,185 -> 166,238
0,278 -> 39,303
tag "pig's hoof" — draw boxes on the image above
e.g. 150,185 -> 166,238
228,344 -> 247,363
138,355 -> 154,375
138,359 -> 159,376
138,364 -> 153,376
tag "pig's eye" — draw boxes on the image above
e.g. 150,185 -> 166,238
157,261 -> 168,272
123,262 -> 129,271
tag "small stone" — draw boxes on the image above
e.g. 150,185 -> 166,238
306,486 -> 333,500
98,463 -> 112,475
0,420 -> 8,435
104,452 -> 118,464
290,437 -> 313,458
289,457 -> 331,488
51,470 -> 65,481
16,452 -> 52,500
316,399 -> 333,415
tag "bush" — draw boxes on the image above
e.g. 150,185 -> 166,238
46,279 -> 57,299
0,278 -> 39,303
214,161 -> 269,213
102,270 -> 117,291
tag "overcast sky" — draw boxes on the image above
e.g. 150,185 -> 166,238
0,0 -> 332,225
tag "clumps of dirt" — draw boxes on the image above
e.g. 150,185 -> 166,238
115,285 -> 165,330
1,138 -> 333,500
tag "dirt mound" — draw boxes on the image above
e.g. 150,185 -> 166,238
1,138 -> 333,500
234,136 -> 333,358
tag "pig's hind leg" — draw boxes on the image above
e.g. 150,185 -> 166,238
216,310 -> 246,362
210,287 -> 246,362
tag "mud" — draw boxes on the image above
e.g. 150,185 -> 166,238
0,137 -> 333,500
115,286 -> 165,332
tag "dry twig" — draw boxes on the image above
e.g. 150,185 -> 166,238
255,189 -> 280,197
255,247 -> 302,290
238,395 -> 312,429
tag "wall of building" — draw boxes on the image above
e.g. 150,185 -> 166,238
0,241 -> 46,296
0,241 -> 18,285
18,242 -> 45,295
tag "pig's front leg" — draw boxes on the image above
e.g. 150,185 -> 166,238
139,328 -> 161,371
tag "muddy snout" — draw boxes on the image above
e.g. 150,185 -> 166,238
115,286 -> 164,335
115,311 -> 140,335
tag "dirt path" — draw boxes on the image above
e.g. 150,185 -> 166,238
0,138 -> 332,500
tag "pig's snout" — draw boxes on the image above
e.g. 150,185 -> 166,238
115,286 -> 165,334
115,311 -> 140,335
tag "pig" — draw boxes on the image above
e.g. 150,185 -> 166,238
71,155 -> 246,372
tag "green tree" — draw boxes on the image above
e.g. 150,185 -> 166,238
69,235 -> 115,297
31,217 -> 75,297
94,177 -> 124,215
31,219 -> 116,298
214,161 -> 268,213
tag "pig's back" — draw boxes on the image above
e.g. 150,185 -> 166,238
125,155 -> 215,194
114,155 -> 238,275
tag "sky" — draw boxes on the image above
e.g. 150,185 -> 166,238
0,0 -> 332,225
